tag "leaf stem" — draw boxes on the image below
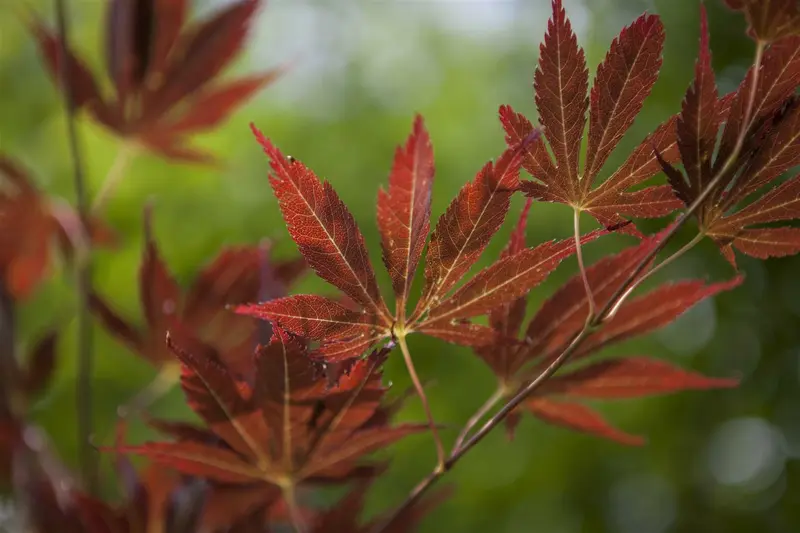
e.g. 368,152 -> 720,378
397,334 -> 445,472
604,231 -> 705,321
452,386 -> 504,453
91,142 -> 137,215
116,362 -> 181,419
282,483 -> 307,533
373,37 -> 769,533
572,208 -> 595,319
53,0 -> 97,492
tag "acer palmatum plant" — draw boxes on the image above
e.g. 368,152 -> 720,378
1,0 -> 800,531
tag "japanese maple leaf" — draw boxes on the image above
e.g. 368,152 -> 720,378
117,328 -> 425,512
0,156 -> 116,299
500,0 -> 682,235
724,0 -> 800,42
235,115 -> 603,369
90,205 -> 306,380
71,451 -> 279,533
29,0 -> 278,164
657,6 -> 800,266
474,208 -> 741,445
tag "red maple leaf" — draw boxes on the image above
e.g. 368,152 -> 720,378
116,329 -> 425,515
0,156 -> 116,300
28,0 -> 278,164
657,6 -> 800,266
724,0 -> 800,42
236,115 -> 604,365
475,209 -> 741,445
500,0 -> 682,234
71,419 -> 280,533
90,206 -> 306,378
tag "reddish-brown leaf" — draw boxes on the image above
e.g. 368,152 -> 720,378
506,3 -> 678,232
377,115 -> 435,311
584,13 -> 665,186
0,156 -> 114,300
534,0 -> 588,197
236,295 -> 377,343
724,0 -> 800,42
91,207 -> 303,373
252,125 -> 390,324
29,0 -> 274,163
118,332 -> 424,490
167,329 -> 271,464
423,230 -> 603,324
715,37 -> 800,175
540,357 -> 739,398
659,9 -> 800,265
160,71 -> 281,136
510,232 -> 662,377
416,322 -> 503,349
142,0 -> 260,119
572,276 -> 744,360
415,146 -> 523,317
525,398 -> 644,446
675,5 -> 719,198
28,19 -> 104,109
471,226 -> 741,445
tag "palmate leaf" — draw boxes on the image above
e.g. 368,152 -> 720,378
474,216 -> 741,445
118,329 -> 424,495
657,6 -> 800,266
237,116 -> 604,363
29,0 -> 278,164
70,420 -> 275,533
724,0 -> 800,42
0,155 -> 116,300
501,0 -> 681,234
90,206 -> 306,373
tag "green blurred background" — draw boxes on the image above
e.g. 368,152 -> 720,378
1,0 -> 799,531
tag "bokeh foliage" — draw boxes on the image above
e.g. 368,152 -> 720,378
0,0 -> 798,531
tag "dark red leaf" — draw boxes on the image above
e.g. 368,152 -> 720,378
377,114 -> 435,311
525,398 -> 645,446
505,3 -> 678,231
415,145 -> 523,317
252,125 -> 390,324
724,0 -> 800,42
540,357 -> 738,398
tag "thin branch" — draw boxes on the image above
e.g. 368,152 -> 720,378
452,386 -> 504,453
572,208 -> 595,318
53,0 -> 96,491
374,38 -> 768,533
397,334 -> 445,471
91,143 -> 137,215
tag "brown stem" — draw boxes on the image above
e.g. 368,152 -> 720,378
374,39 -> 768,533
282,483 -> 308,533
398,334 -> 445,471
0,281 -> 18,419
53,0 -> 96,491
452,386 -> 504,453
572,208 -> 595,318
